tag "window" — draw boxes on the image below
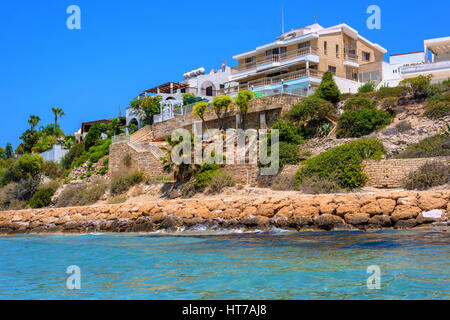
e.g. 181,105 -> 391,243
298,41 -> 311,53
336,45 -> 339,58
328,65 -> 336,74
324,41 -> 327,55
362,51 -> 371,61
245,56 -> 256,68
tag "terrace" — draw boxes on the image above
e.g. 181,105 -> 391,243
231,47 -> 319,75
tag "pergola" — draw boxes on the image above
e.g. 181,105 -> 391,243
141,82 -> 187,96
424,36 -> 450,62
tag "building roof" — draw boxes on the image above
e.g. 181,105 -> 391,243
232,22 -> 387,60
389,51 -> 424,57
424,36 -> 450,55
143,82 -> 187,94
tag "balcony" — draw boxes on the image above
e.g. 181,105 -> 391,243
231,47 -> 318,74
400,60 -> 450,75
218,69 -> 323,96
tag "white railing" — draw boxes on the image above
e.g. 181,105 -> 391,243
400,60 -> 450,74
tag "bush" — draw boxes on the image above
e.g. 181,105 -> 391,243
4,153 -> 43,184
84,124 -> 102,151
316,71 -> 340,103
109,194 -> 127,204
110,171 -> 144,195
0,183 -> 18,209
271,120 -> 304,144
396,134 -> 450,158
192,163 -> 220,189
395,120 -> 412,133
206,170 -> 235,194
294,139 -> 384,190
288,96 -> 333,123
56,178 -> 107,207
404,161 -> 449,190
379,97 -> 399,115
425,97 -> 450,119
358,82 -> 376,93
29,188 -> 54,208
297,174 -> 342,194
180,179 -> 197,198
343,97 -> 374,111
42,161 -> 61,179
122,154 -> 132,167
61,141 -> 85,170
400,75 -> 432,101
271,174 -> 295,191
278,142 -> 301,167
336,108 -> 392,138
376,86 -> 404,100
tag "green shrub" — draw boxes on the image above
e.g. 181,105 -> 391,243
84,124 -> 102,151
271,174 -> 295,191
400,75 -> 432,100
110,171 -> 144,195
288,96 -> 333,123
180,179 -> 197,198
278,142 -> 301,167
379,97 -> 399,115
404,161 -> 449,190
4,153 -> 43,184
271,120 -> 304,144
297,174 -> 342,194
42,161 -> 61,179
442,78 -> 450,87
61,141 -> 85,170
192,163 -> 219,189
29,188 -> 54,208
86,171 -> 93,178
396,134 -> 450,158
376,86 -> 404,100
336,108 -> 392,138
358,82 -> 376,93
98,166 -> 108,175
206,170 -> 235,194
294,139 -> 384,190
343,97 -> 374,111
425,95 -> 450,119
316,71 -> 340,103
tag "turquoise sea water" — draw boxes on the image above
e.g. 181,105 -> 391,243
0,230 -> 449,299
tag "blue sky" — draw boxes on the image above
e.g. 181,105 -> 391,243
0,0 -> 449,149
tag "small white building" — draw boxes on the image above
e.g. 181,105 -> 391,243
380,36 -> 450,87
40,144 -> 69,163
126,65 -> 238,129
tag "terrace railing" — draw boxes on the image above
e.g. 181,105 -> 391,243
231,47 -> 318,74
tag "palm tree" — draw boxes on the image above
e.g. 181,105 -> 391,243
28,115 -> 41,131
51,107 -> 65,132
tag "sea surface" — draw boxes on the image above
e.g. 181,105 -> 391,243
0,229 -> 449,299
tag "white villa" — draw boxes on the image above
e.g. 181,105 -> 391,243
126,66 -> 236,130
380,36 -> 450,87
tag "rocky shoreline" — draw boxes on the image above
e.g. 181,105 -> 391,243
0,190 -> 449,235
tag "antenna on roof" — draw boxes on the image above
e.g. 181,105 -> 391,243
314,15 -> 318,24
281,6 -> 284,34
118,104 -> 121,118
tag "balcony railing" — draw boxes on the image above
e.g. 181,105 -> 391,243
344,53 -> 358,62
217,69 -> 323,96
231,47 -> 318,74
400,60 -> 450,74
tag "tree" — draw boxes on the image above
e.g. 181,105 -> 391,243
51,107 -> 65,135
108,118 -> 124,136
192,102 -> 208,127
130,95 -> 162,126
84,124 -> 102,151
4,153 -> 43,183
235,90 -> 255,129
19,129 -> 39,154
211,96 -> 233,130
316,71 -> 340,104
28,115 -> 41,131
5,143 -> 13,159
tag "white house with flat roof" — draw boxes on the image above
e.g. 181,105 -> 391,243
381,36 -> 450,87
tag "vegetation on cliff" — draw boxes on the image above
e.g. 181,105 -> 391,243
294,139 -> 385,190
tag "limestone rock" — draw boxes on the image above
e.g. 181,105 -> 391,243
314,214 -> 345,230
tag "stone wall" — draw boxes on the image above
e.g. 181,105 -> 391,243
0,190 -> 448,234
108,142 -> 170,180
151,94 -> 302,139
363,157 -> 450,188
